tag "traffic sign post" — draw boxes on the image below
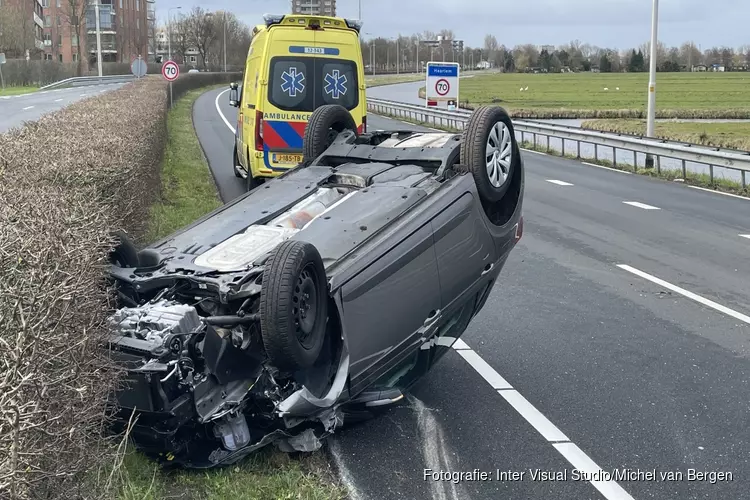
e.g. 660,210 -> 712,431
425,61 -> 459,109
131,55 -> 147,79
162,60 -> 179,107
0,53 -> 5,91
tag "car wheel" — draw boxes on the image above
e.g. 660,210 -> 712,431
109,230 -> 139,267
460,106 -> 519,203
233,144 -> 242,178
259,239 -> 328,372
302,104 -> 358,163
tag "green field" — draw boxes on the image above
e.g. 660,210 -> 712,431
581,119 -> 750,151
419,72 -> 750,119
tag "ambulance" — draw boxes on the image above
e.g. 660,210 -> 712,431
229,14 -> 367,190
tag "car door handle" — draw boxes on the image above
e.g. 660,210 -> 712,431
481,262 -> 494,276
424,309 -> 441,328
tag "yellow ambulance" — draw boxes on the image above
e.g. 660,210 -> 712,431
229,14 -> 367,190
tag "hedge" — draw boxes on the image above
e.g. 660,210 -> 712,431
0,72 -> 237,499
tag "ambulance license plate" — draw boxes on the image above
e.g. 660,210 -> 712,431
272,153 -> 303,164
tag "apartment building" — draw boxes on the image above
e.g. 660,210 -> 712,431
29,0 -> 150,64
290,0 -> 336,16
0,0 -> 46,57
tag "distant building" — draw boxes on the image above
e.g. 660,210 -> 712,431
0,0 -> 45,57
290,0 -> 336,16
154,26 -> 199,66
691,64 -> 708,72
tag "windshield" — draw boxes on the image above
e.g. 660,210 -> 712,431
268,56 -> 359,112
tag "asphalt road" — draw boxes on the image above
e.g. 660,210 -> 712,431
197,86 -> 750,500
0,82 -> 125,133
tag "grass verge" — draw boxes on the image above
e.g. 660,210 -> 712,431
0,85 -> 39,96
146,86 -> 223,242
368,110 -> 750,199
580,119 -> 750,152
416,72 -> 750,119
121,85 -> 347,500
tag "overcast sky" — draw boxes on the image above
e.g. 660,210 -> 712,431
155,0 -> 749,50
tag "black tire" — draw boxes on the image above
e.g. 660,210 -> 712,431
233,144 -> 242,178
259,239 -> 328,372
302,104 -> 358,163
110,230 -> 139,268
460,106 -> 520,203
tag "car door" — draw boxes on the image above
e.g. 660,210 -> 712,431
340,222 -> 442,394
431,191 -> 498,315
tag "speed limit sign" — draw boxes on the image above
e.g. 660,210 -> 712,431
435,78 -> 450,96
162,60 -> 179,81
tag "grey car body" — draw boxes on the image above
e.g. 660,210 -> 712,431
105,106 -> 525,468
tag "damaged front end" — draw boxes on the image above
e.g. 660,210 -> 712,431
105,189 -> 356,467
107,295 -> 347,467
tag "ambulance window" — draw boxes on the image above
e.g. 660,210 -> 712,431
269,58 -> 309,111
320,61 -> 358,109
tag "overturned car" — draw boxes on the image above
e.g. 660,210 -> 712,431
106,103 -> 525,468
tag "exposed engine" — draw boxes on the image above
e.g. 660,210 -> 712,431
106,187 -> 356,465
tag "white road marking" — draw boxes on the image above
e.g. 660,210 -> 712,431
22,105 -> 34,110
617,264 -> 750,325
80,93 -> 87,96
554,442 -> 636,500
623,201 -> 660,210
582,161 -> 633,175
522,148 -> 547,155
215,88 -> 236,134
452,341 -> 634,500
740,234 -> 750,240
54,98 -> 63,102
454,349 -> 513,389
499,390 -> 570,442
100,89 -> 107,93
688,185 -> 750,202
40,90 -> 48,94
546,179 -> 574,186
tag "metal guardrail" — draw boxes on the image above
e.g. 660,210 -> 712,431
367,98 -> 750,188
39,74 -> 137,90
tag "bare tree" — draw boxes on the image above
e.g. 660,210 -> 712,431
0,4 -> 36,58
58,0 -> 88,74
184,6 -> 216,70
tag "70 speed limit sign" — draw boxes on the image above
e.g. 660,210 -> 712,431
425,61 -> 459,108
162,60 -> 179,82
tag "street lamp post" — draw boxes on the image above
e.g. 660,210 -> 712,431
223,11 -> 227,72
167,6 -> 181,62
93,0 -> 102,79
645,0 -> 659,168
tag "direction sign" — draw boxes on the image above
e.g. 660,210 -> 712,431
131,56 -> 147,78
162,60 -> 179,82
425,61 -> 459,108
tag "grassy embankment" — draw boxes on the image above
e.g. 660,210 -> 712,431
0,85 -> 39,96
116,85 -> 346,500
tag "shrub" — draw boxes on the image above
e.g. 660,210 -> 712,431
0,73 -> 232,499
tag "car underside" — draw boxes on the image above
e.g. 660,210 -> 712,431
105,104 -> 525,468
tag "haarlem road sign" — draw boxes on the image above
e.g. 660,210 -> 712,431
425,61 -> 459,108
162,60 -> 179,82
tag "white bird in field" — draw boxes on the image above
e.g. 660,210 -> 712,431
520,87 -> 524,91
604,87 -> 609,91
525,86 -> 529,90
616,87 -> 620,90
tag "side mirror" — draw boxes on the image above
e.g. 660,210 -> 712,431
229,82 -> 239,107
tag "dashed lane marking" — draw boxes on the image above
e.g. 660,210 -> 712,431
452,340 -> 635,500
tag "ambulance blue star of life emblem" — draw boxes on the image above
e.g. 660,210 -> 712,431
324,69 -> 347,99
280,67 -> 305,97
